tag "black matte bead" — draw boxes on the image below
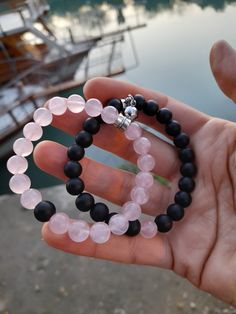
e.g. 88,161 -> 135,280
75,130 -> 93,148
106,98 -> 123,113
75,192 -> 94,212
64,161 -> 82,178
165,120 -> 181,136
175,191 -> 192,207
90,203 -> 109,222
67,144 -> 85,161
83,117 -> 100,134
178,177 -> 195,193
180,162 -> 197,177
143,99 -> 159,116
167,204 -> 184,221
125,220 -> 141,237
95,115 -> 105,124
179,148 -> 195,163
155,214 -> 173,233
104,212 -> 118,224
34,201 -> 56,222
134,94 -> 146,110
156,108 -> 172,124
174,133 -> 190,148
66,178 -> 85,195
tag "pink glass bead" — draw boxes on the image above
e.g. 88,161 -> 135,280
9,174 -> 31,194
49,213 -> 70,235
85,98 -> 103,117
20,188 -> 42,209
67,94 -> 85,113
124,122 -> 142,140
101,106 -> 119,124
13,138 -> 33,157
7,155 -> 28,174
109,214 -> 129,235
33,108 -> 53,126
133,137 -> 151,155
68,220 -> 90,243
140,221 -> 158,239
135,172 -> 154,189
48,97 -> 67,115
137,154 -> 155,172
130,186 -> 149,205
23,122 -> 43,141
121,201 -> 141,221
90,222 -> 111,244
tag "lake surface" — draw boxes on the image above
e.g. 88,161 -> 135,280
1,0 -> 236,194
50,0 -> 236,115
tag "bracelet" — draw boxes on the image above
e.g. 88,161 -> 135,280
7,93 -> 197,244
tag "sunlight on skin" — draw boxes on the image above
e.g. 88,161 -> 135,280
34,40 -> 236,306
210,40 -> 236,103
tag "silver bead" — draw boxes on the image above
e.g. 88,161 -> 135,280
121,94 -> 136,109
114,113 -> 131,131
124,106 -> 138,121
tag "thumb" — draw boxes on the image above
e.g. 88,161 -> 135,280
210,40 -> 236,103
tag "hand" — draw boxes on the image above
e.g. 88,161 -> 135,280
34,40 -> 236,306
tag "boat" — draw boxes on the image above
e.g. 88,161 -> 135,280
0,0 -> 146,155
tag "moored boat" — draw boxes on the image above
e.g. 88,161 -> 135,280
0,0 -> 146,156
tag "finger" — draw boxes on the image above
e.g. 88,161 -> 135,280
48,105 -> 178,179
210,40 -> 236,103
34,140 -> 171,216
84,77 -> 209,135
42,223 -> 172,268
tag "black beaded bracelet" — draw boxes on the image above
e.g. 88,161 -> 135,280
7,93 -> 197,244
63,94 -> 197,235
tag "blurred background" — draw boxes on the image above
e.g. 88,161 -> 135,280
0,0 -> 236,313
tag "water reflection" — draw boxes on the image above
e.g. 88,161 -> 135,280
48,0 -> 236,41
48,0 -> 236,13
136,0 -> 236,11
48,0 -> 236,122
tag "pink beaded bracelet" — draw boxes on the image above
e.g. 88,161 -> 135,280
7,93 -> 197,244
7,94 -> 160,244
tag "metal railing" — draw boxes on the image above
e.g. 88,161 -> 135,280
0,0 -> 49,36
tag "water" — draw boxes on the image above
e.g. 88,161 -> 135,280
1,0 -> 236,194
48,0 -> 236,118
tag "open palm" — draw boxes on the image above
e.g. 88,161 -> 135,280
34,40 -> 236,306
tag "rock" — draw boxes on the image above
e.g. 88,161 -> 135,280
176,301 -> 185,310
0,298 -> 7,311
190,302 -> 197,310
182,292 -> 188,299
202,306 -> 210,314
58,286 -> 69,297
114,309 -> 126,314
34,284 -> 41,293
54,270 -> 60,276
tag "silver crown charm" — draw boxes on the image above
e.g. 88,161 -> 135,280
122,94 -> 136,108
113,95 -> 138,131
